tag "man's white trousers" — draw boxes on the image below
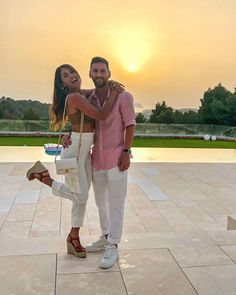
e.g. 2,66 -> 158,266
92,166 -> 128,244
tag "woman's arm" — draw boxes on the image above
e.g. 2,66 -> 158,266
81,80 -> 124,97
67,91 -> 117,120
80,89 -> 94,97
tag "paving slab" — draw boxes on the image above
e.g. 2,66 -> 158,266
56,272 -> 127,295
6,204 -> 37,221
57,252 -> 119,274
0,221 -> 32,238
0,254 -> 56,295
220,245 -> 236,263
169,246 -> 234,267
120,249 -> 198,295
183,264 -> 236,295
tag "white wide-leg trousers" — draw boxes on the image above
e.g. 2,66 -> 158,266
52,132 -> 93,227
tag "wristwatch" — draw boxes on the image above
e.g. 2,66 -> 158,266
123,148 -> 132,154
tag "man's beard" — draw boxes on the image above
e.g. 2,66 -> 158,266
93,77 -> 108,88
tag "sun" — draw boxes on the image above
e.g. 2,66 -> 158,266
118,48 -> 148,73
128,64 -> 138,72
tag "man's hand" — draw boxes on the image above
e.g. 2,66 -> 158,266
118,152 -> 130,171
61,134 -> 72,148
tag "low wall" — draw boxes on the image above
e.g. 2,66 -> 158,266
0,131 -> 235,142
1,120 -> 236,137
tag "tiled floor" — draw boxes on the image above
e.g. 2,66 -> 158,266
1,148 -> 236,294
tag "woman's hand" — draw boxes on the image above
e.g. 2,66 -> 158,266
61,133 -> 71,148
109,80 -> 125,94
109,89 -> 118,100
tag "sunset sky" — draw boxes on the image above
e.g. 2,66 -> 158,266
1,0 -> 236,111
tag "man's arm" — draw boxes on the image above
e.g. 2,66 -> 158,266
117,91 -> 136,171
118,124 -> 135,171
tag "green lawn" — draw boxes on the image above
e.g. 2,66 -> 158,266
0,136 -> 236,148
134,138 -> 236,148
0,137 -> 59,146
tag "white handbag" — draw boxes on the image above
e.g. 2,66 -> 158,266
55,158 -> 78,175
54,95 -> 84,178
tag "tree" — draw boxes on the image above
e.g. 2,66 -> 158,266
135,112 -> 146,123
0,105 -> 3,119
225,93 -> 236,126
0,96 -> 50,120
158,109 -> 174,123
23,107 -> 40,120
181,110 -> 199,124
198,83 -> 231,124
149,101 -> 174,123
172,110 -> 199,124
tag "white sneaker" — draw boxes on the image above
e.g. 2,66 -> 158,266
99,245 -> 119,269
86,235 -> 109,252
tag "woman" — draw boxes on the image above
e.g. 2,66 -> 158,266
26,64 -> 122,258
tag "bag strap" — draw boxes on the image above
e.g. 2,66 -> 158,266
54,95 -> 84,162
77,113 -> 84,161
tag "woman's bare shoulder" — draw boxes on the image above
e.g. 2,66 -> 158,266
67,92 -> 83,99
67,92 -> 84,104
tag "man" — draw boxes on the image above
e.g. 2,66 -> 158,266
63,56 -> 135,268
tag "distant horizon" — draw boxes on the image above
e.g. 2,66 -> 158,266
0,94 -> 201,113
1,80 -> 235,111
1,1 -> 236,109
1,80 -> 234,112
0,94 -> 203,110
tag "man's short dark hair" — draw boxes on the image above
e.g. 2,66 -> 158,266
90,56 -> 109,70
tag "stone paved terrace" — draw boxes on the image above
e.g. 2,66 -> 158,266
1,147 -> 236,294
